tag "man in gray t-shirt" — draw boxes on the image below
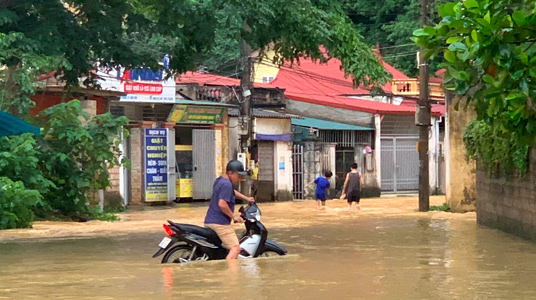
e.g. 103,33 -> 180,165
204,160 -> 254,259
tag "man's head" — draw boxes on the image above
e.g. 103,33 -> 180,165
226,160 -> 247,186
351,163 -> 358,170
324,170 -> 333,179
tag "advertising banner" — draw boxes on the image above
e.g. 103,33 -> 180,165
168,105 -> 225,124
95,56 -> 176,103
145,128 -> 168,202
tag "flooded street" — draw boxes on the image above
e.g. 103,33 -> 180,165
2,196 -> 536,299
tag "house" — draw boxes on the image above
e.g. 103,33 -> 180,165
252,46 -> 446,196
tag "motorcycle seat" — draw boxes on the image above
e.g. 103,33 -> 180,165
169,222 -> 222,246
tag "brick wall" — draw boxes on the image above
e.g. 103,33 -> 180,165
476,148 -> 536,240
130,127 -> 144,204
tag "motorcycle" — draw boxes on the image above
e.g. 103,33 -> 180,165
153,202 -> 287,263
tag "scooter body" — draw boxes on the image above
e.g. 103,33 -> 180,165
153,203 -> 287,263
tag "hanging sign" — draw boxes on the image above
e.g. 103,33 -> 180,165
145,128 -> 168,202
168,105 -> 225,124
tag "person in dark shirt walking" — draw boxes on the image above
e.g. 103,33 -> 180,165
341,163 -> 364,210
306,171 -> 333,210
204,160 -> 255,260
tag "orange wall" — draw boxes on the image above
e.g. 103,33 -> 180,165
31,94 -> 108,116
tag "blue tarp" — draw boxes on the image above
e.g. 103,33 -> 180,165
0,111 -> 40,138
255,133 -> 292,142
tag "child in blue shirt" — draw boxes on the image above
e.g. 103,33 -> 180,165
306,171 -> 333,210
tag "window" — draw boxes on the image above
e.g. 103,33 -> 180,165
262,76 -> 275,83
110,106 -> 125,117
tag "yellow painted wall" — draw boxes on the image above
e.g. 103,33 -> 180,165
253,50 -> 280,84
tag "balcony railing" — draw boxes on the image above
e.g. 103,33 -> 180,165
392,79 -> 444,101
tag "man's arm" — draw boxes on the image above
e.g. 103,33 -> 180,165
342,173 -> 350,194
218,199 -> 243,223
234,189 -> 255,203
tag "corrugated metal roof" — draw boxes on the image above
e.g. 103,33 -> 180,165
292,117 -> 372,131
228,108 -> 297,119
0,111 -> 40,137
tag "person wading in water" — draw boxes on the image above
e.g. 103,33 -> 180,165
341,163 -> 364,210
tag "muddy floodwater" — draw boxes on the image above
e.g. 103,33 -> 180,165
2,196 -> 536,299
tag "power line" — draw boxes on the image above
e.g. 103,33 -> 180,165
378,43 -> 416,50
382,52 -> 417,59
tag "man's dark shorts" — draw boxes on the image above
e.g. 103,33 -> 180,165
315,193 -> 327,201
347,193 -> 360,203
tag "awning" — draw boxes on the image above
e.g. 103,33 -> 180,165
0,111 -> 40,138
255,133 -> 292,141
292,117 -> 373,131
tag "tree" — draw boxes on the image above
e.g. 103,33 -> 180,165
344,0 -> 449,76
413,0 -> 536,174
0,0 -> 389,117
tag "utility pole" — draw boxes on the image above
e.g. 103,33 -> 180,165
239,27 -> 254,157
417,0 -> 430,212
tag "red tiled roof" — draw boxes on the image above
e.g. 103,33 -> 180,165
271,61 -> 443,116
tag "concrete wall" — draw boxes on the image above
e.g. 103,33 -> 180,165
254,118 -> 291,136
228,117 -> 239,160
274,140 -> 293,200
476,148 -> 536,240
446,96 -> 476,212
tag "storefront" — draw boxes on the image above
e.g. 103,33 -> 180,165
168,101 -> 235,200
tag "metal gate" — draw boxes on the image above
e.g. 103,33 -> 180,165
192,129 -> 216,199
381,137 -> 419,192
257,141 -> 275,202
292,144 -> 304,199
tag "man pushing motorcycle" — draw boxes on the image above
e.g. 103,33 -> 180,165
204,160 -> 255,260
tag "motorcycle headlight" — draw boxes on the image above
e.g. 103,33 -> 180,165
255,211 -> 261,221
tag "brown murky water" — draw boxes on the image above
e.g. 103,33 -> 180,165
2,196 -> 536,299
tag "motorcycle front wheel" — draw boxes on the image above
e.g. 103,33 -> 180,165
258,244 -> 286,257
162,245 -> 198,263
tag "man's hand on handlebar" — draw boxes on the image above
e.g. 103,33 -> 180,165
233,214 -> 244,223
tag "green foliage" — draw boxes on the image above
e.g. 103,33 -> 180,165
87,206 -> 120,222
414,0 -> 536,176
33,100 -> 129,218
0,134 -> 55,195
344,0 -> 449,76
464,120 -> 529,176
0,177 -> 42,229
429,203 -> 450,212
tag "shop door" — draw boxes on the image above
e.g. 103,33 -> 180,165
381,137 -> 419,192
192,129 -> 216,199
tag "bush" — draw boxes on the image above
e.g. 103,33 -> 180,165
34,100 -> 129,218
0,100 -> 129,226
0,177 -> 42,229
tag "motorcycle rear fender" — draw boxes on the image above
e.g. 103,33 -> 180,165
152,236 -> 179,258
